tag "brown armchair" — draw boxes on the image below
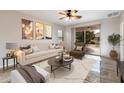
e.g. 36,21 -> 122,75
70,42 -> 85,59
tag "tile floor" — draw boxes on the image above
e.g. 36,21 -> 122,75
84,55 -> 120,83
100,57 -> 120,83
85,44 -> 100,56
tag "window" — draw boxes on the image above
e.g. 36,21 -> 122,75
58,30 -> 63,41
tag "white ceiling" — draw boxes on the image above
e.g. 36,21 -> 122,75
18,10 -> 121,26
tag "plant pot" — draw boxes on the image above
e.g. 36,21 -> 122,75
109,50 -> 118,60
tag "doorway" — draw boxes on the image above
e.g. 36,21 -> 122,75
75,24 -> 101,56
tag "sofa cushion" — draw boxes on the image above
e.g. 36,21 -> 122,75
35,43 -> 50,50
49,43 -> 55,49
54,44 -> 61,49
31,45 -> 40,52
24,48 -> 33,55
26,51 -> 47,60
26,49 -> 62,60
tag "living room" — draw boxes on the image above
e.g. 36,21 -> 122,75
0,10 -> 124,83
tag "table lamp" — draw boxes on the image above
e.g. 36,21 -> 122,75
6,42 -> 18,57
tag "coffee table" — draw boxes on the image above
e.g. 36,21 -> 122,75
48,56 -> 73,73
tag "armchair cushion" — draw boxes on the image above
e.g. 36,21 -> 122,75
76,46 -> 82,51
70,42 -> 85,59
70,50 -> 85,59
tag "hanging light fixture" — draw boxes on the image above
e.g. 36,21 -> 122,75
58,10 -> 82,21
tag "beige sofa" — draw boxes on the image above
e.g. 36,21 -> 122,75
17,43 -> 63,66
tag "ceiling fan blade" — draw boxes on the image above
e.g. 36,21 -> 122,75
58,12 -> 66,15
71,16 -> 82,19
59,17 -> 66,20
58,10 -> 82,20
76,16 -> 82,18
74,10 -> 78,13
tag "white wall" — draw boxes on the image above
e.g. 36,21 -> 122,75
64,17 -> 120,57
71,28 -> 75,50
64,26 -> 72,51
0,10 -> 64,68
120,11 -> 124,61
100,17 -> 120,57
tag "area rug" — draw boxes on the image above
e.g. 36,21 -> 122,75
35,56 -> 96,83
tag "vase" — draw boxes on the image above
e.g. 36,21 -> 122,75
109,50 -> 118,60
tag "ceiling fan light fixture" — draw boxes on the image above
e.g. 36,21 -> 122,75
70,17 -> 75,20
65,17 -> 69,21
58,10 -> 82,21
65,17 -> 72,21
71,10 -> 77,15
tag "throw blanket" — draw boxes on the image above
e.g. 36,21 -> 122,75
17,65 -> 45,83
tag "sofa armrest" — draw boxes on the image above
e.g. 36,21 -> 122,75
33,65 -> 50,82
16,50 -> 26,65
11,70 -> 26,83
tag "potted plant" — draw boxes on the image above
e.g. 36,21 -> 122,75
108,33 -> 120,60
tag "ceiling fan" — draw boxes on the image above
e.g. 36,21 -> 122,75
58,10 -> 82,20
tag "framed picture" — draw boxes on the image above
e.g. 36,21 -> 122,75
22,19 -> 33,40
45,25 -> 52,39
35,22 -> 44,40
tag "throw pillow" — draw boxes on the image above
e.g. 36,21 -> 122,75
20,45 -> 31,50
76,46 -> 82,51
25,48 -> 33,55
49,43 -> 55,49
63,54 -> 70,58
55,44 -> 60,49
32,45 -> 40,52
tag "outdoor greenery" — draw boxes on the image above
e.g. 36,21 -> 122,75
76,32 -> 84,42
108,33 -> 120,49
86,31 -> 95,44
76,31 -> 95,44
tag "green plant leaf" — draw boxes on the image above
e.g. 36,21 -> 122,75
108,33 -> 120,47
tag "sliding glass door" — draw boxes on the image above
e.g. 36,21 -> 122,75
76,29 -> 100,55
76,31 -> 95,44
76,31 -> 85,43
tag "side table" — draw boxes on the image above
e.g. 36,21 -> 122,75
2,56 -> 17,71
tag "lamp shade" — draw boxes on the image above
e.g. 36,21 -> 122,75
6,42 -> 18,49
